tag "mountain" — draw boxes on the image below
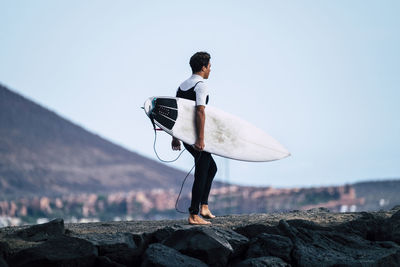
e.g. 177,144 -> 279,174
0,83 -> 193,198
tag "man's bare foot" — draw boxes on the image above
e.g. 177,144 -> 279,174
188,214 -> 211,225
200,204 -> 216,219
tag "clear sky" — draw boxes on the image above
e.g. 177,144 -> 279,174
1,1 -> 399,187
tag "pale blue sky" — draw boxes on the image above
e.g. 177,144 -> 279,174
1,1 -> 399,187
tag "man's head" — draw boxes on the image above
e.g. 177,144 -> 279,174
190,52 -> 211,79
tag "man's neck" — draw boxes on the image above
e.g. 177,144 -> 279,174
193,72 -> 206,79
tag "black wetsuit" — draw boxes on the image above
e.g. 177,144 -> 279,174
176,79 -> 217,215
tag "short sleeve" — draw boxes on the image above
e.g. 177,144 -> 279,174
194,82 -> 208,106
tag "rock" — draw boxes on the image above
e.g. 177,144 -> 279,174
80,232 -> 137,248
78,231 -> 147,265
235,256 -> 290,267
7,235 -> 98,267
0,242 -> 10,259
383,210 -> 400,244
234,224 -> 282,239
3,211 -> 400,266
95,256 -> 126,267
79,232 -> 145,266
141,243 -> 207,267
306,207 -> 330,213
149,225 -> 187,243
246,233 -> 293,263
335,212 -> 386,241
0,257 -> 8,267
99,246 -> 141,266
13,218 -> 65,242
391,205 -> 400,211
279,219 -> 400,266
212,227 -> 249,259
162,226 -> 234,266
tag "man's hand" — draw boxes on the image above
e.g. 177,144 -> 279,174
194,138 -> 205,151
171,137 -> 181,151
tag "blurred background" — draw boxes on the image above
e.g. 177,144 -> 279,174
1,1 -> 399,226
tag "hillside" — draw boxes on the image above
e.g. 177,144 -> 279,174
0,84 -> 191,198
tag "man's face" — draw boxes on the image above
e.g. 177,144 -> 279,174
203,62 -> 211,79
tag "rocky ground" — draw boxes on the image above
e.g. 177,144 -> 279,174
0,206 -> 400,266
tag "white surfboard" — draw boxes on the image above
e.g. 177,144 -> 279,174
143,96 -> 290,162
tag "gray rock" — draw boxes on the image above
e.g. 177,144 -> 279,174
335,212 -> 386,241
74,232 -> 146,266
234,224 -> 281,239
384,210 -> 400,244
391,205 -> 400,211
306,207 -> 330,213
13,218 -> 65,242
246,233 -> 293,262
80,232 -> 137,248
279,219 -> 400,266
100,246 -> 141,266
162,226 -> 234,266
0,242 -> 10,259
149,225 -> 187,243
235,256 -> 290,267
141,243 -> 207,267
0,257 -> 8,267
212,227 -> 249,258
7,235 -> 97,267
95,256 -> 126,267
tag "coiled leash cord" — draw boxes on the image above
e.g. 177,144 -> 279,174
151,125 -> 201,214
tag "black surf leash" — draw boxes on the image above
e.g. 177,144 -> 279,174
147,108 -> 201,214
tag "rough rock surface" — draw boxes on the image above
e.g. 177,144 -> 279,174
0,208 -> 400,266
141,243 -> 207,267
235,256 -> 290,267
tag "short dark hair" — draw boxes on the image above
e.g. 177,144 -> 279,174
190,52 -> 211,73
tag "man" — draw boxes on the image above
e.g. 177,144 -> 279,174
171,52 -> 217,225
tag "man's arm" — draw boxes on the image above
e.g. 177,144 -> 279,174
194,105 -> 205,151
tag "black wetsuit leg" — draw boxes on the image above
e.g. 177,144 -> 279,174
183,143 -> 217,215
200,156 -> 217,205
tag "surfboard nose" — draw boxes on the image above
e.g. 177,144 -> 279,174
278,146 -> 291,159
143,97 -> 154,116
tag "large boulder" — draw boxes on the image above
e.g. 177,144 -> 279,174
334,212 -> 386,241
7,235 -> 98,267
13,218 -> 65,242
141,243 -> 207,267
148,225 -> 187,243
162,226 -> 248,266
246,233 -> 293,263
279,219 -> 400,266
212,227 -> 249,259
78,232 -> 145,266
383,210 -> 400,244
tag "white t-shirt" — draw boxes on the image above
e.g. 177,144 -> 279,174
177,74 -> 209,106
